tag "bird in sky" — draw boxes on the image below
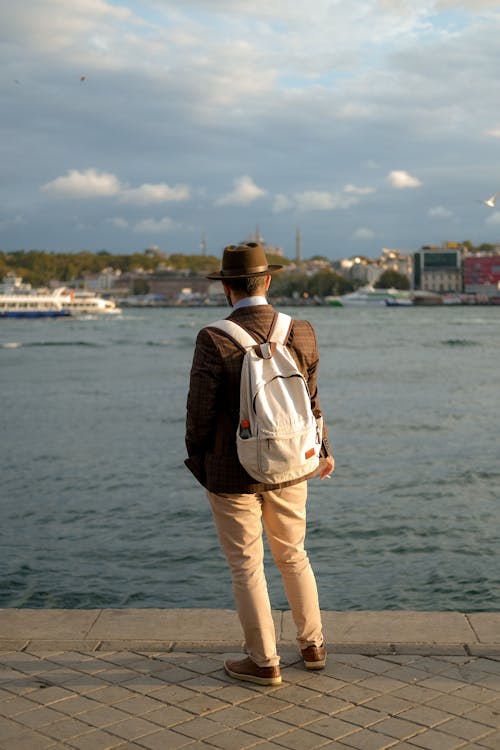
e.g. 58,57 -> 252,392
480,192 -> 499,208
80,75 -> 87,82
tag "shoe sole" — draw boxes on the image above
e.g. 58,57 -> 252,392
303,659 -> 327,670
224,663 -> 282,686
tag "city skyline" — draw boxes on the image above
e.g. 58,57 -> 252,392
2,1 -> 500,259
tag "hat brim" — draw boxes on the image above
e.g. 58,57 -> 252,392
206,264 -> 284,280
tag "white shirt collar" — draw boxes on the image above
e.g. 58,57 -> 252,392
233,296 -> 268,310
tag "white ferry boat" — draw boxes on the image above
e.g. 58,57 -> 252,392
0,292 -> 71,319
340,285 -> 413,306
60,290 -> 121,315
0,288 -> 121,318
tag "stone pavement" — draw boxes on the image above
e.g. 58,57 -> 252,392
0,609 -> 499,750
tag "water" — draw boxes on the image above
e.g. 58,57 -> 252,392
1,306 -> 499,611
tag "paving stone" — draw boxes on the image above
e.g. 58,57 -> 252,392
175,692 -> 227,715
77,704 -> 132,728
204,704 -> 259,727
304,693 -> 354,716
0,696 -> 38,716
105,716 -> 163,741
113,694 -> 165,716
0,716 -> 26,741
272,704 -> 325,727
13,705 -> 65,729
390,685 -> 443,705
405,727 -> 470,749
237,694 -> 292,715
438,716 -> 495,741
171,715 -> 228,740
338,728 -> 400,749
397,705 -> 453,727
92,685 -> 139,704
425,693 -> 480,716
132,727 -> 195,749
39,715 -> 95,740
336,705 -> 386,728
358,675 -> 409,694
138,684 -> 196,705
451,685 -> 500,704
181,675 -> 228,692
271,725 -> 333,749
362,694 -> 415,716
203,726 -> 267,749
210,684 -> 257,705
306,715 -> 362,741
239,715 -> 293,739
476,730 -> 500,749
0,728 -> 58,749
464,702 -> 500,728
272,684 -> 325,704
332,685 -> 381,705
369,716 -> 425,740
142,704 -> 195,727
65,727 -> 127,749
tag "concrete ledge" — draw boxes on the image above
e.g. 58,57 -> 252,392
1,608 -> 499,655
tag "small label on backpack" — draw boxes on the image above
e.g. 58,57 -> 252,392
305,448 -> 316,460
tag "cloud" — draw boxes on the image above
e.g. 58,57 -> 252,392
352,227 -> 376,240
134,217 -> 176,233
344,184 -> 376,195
486,211 -> 500,225
215,176 -> 266,206
428,205 -> 454,218
294,191 -> 359,211
484,127 -> 500,137
273,194 -> 294,213
41,171 -> 190,206
120,183 -> 190,205
387,170 -> 422,189
107,217 -> 129,229
42,169 -> 121,198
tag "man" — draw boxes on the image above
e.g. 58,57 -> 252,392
185,242 -> 335,686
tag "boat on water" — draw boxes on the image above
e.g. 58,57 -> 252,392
339,285 -> 413,306
0,293 -> 71,319
385,297 -> 414,307
61,290 -> 121,315
0,288 -> 121,318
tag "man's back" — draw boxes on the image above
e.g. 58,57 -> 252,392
185,304 -> 327,493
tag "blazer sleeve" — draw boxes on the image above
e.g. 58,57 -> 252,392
185,328 -> 222,485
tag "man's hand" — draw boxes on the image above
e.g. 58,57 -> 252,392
319,455 -> 335,480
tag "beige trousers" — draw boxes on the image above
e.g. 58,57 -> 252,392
207,481 -> 323,668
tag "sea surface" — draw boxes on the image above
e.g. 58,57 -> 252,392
1,305 -> 499,612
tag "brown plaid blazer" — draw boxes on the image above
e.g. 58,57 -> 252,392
185,304 -> 332,494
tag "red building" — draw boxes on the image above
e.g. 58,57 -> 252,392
464,255 -> 500,297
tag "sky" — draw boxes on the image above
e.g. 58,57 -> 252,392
1,0 -> 500,261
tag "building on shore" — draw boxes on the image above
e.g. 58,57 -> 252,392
413,244 -> 464,293
464,254 -> 500,299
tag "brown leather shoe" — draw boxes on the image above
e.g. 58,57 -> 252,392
301,643 -> 327,670
224,657 -> 281,685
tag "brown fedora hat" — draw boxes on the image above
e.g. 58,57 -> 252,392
206,242 -> 284,280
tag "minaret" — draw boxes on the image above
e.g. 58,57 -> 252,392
295,227 -> 302,265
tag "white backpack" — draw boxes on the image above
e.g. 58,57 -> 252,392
209,312 -> 322,484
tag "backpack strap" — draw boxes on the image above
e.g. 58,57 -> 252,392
269,312 -> 292,345
207,319 -> 257,350
208,311 -> 293,353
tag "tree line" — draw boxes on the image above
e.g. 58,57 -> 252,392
0,250 -> 222,288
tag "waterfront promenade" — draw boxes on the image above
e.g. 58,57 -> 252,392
1,609 -> 499,750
